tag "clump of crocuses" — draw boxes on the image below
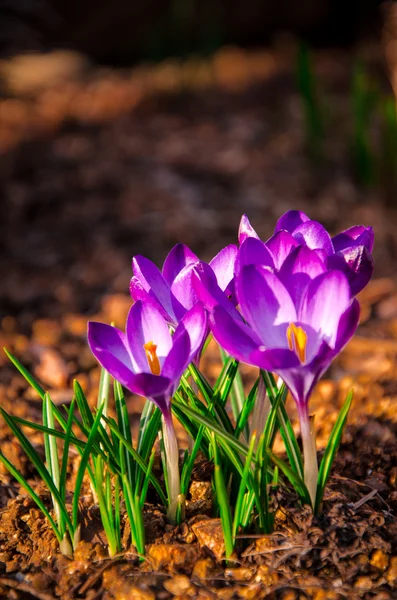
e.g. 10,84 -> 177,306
88,210 -> 374,515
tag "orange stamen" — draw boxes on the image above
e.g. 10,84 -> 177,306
143,341 -> 161,375
286,323 -> 307,363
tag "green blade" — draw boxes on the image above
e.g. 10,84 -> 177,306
315,390 -> 353,514
267,449 -> 311,506
4,348 -> 45,399
0,449 -> 62,542
72,402 -> 105,531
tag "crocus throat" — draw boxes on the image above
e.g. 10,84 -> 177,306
143,341 -> 161,375
287,323 -> 307,363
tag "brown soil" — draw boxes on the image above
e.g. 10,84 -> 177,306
0,46 -> 396,599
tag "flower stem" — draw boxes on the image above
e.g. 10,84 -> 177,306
298,404 -> 318,508
162,410 -> 183,524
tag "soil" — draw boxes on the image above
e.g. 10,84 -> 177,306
0,45 -> 396,599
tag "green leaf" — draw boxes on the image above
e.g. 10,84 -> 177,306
103,416 -> 167,506
266,449 -> 311,506
72,402 -> 105,531
213,436 -> 234,558
4,348 -> 45,399
43,394 -> 63,533
233,431 -> 257,539
0,448 -> 62,542
0,407 -> 74,538
315,390 -> 353,514
59,398 -> 76,502
234,378 -> 259,440
261,371 -> 303,479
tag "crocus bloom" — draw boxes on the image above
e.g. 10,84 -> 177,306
88,300 -> 207,522
130,243 -> 237,329
209,255 -> 360,505
238,211 -> 374,296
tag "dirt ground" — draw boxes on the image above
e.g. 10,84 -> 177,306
0,46 -> 396,599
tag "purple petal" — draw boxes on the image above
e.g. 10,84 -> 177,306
238,214 -> 260,244
170,263 -> 200,314
299,271 -> 351,348
278,246 -> 327,310
276,342 -> 332,407
275,210 -> 310,233
327,246 -> 374,296
265,231 -> 299,269
250,347 -> 300,371
209,305 -> 262,363
162,244 -> 199,286
193,262 -> 242,320
236,238 -> 275,274
237,265 -> 297,346
334,298 -> 360,352
161,328 -> 191,389
132,255 -> 178,323
292,221 -> 334,255
88,322 -> 135,378
177,302 -> 208,362
130,276 -> 173,324
332,225 -> 374,253
209,244 -> 238,292
126,301 -> 173,370
126,372 -> 172,410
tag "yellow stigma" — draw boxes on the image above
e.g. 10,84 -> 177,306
286,323 -> 307,363
143,341 -> 161,375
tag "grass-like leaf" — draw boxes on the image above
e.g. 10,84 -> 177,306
212,436 -> 234,559
3,348 -> 45,399
0,448 -> 62,542
72,402 -> 105,531
0,407 -> 75,539
262,371 -> 304,479
267,449 -> 311,506
315,390 -> 353,514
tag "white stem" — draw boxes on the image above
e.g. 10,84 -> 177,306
162,411 -> 183,524
298,405 -> 318,509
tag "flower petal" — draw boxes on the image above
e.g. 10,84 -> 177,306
210,244 -> 238,292
88,321 -> 136,383
265,231 -> 299,269
161,328 -> 191,387
332,225 -> 374,253
132,255 -> 178,323
327,246 -> 374,296
278,246 -> 326,310
126,301 -> 173,370
177,302 -> 208,362
299,271 -> 351,348
127,372 -> 172,410
193,262 -> 242,320
238,214 -> 260,244
334,298 -> 360,352
209,304 -> 262,363
237,265 -> 297,346
250,347 -> 300,371
236,238 -> 274,273
130,276 -> 173,323
275,210 -> 310,233
162,244 -> 199,286
170,263 -> 200,314
292,221 -> 334,255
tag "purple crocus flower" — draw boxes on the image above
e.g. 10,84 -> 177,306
88,300 -> 207,522
238,211 -> 374,296
129,243 -> 237,329
209,257 -> 360,505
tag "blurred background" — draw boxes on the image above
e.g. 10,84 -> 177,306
0,0 -> 396,328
